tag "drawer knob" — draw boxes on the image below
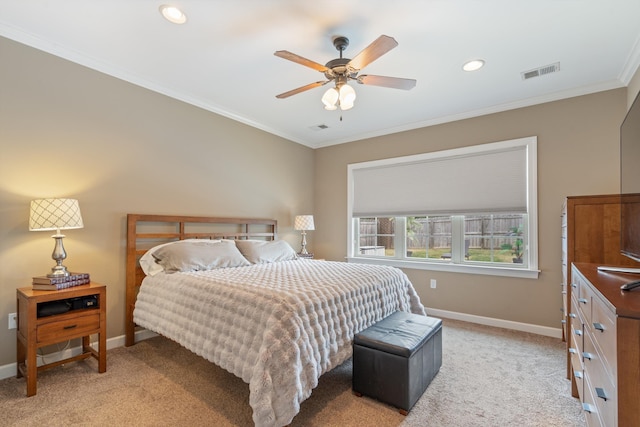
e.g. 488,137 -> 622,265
593,322 -> 605,332
574,329 -> 582,336
569,347 -> 577,355
578,298 -> 588,304
63,324 -> 78,330
571,283 -> 578,289
574,370 -> 583,379
582,403 -> 596,414
569,313 -> 577,319
582,351 -> 594,361
595,387 -> 609,402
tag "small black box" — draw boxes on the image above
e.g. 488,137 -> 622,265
69,295 -> 98,310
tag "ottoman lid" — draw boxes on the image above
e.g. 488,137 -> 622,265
354,311 -> 442,357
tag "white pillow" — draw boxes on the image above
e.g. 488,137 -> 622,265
152,239 -> 250,273
235,239 -> 298,264
139,239 -> 221,276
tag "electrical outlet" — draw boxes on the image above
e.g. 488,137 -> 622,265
8,313 -> 17,330
430,279 -> 437,289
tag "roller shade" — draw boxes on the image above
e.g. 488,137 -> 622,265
351,143 -> 529,217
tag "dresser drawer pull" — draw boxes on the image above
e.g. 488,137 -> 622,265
569,347 -> 577,355
561,319 -> 566,324
593,322 -> 605,332
595,387 -> 609,402
578,298 -> 588,305
582,403 -> 596,414
571,283 -> 578,289
569,313 -> 577,319
582,352 -> 594,361
63,324 -> 78,330
574,329 -> 582,336
573,370 -> 583,379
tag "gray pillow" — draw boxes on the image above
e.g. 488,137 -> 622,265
152,240 -> 250,273
235,239 -> 298,264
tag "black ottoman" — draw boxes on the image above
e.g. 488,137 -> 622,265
352,311 -> 442,415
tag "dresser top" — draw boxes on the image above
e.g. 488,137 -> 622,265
574,262 -> 640,319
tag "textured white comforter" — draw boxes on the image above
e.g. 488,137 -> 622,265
133,259 -> 425,427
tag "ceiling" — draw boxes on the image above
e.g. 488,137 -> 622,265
1,1 -> 639,149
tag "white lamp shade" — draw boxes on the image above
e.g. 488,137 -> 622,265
294,215 -> 315,231
29,198 -> 84,231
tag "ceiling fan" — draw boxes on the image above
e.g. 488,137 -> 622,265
274,35 -> 416,111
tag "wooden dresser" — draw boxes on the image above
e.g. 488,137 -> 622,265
569,263 -> 640,426
561,195 -> 640,377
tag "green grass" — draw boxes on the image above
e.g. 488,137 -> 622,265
387,248 -> 517,263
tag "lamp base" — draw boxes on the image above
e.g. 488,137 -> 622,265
48,265 -> 70,277
47,233 -> 70,277
299,230 -> 309,254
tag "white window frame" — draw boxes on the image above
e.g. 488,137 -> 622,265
346,137 -> 539,279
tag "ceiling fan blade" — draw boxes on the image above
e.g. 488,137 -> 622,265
348,35 -> 398,71
274,50 -> 328,72
357,75 -> 416,90
275,81 -> 329,99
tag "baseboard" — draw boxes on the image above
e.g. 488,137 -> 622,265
426,307 -> 562,339
1,313 -> 559,382
0,328 -> 157,381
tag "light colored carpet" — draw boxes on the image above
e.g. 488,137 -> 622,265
0,319 -> 585,426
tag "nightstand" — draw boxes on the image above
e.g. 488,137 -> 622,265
16,283 -> 107,396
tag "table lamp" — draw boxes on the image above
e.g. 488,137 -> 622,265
294,215 -> 315,255
29,198 -> 84,277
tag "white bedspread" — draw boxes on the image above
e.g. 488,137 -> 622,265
133,259 -> 425,427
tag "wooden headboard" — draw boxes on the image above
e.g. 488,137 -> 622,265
125,214 -> 277,346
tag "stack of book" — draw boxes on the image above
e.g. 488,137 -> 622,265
32,273 -> 91,291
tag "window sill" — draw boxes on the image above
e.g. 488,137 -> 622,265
346,257 -> 540,279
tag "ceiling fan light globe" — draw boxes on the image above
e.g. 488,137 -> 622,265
324,104 -> 338,111
339,84 -> 356,105
321,87 -> 339,109
340,100 -> 355,111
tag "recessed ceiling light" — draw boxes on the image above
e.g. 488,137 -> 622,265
159,5 -> 187,24
463,59 -> 485,72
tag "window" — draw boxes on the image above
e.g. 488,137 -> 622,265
347,137 -> 538,278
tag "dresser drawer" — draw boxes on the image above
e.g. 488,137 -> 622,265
577,278 -> 593,325
570,308 -> 585,354
37,312 -> 101,344
584,331 -> 617,427
570,332 -> 585,401
582,374 -> 603,427
589,296 -> 617,381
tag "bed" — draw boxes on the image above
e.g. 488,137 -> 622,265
125,214 -> 426,427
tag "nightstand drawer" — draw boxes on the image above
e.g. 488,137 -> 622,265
37,312 -> 100,344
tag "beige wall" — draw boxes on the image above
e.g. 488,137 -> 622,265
0,37 -> 314,366
314,88 -> 628,329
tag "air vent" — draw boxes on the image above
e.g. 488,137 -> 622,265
310,124 -> 329,131
521,62 -> 560,80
